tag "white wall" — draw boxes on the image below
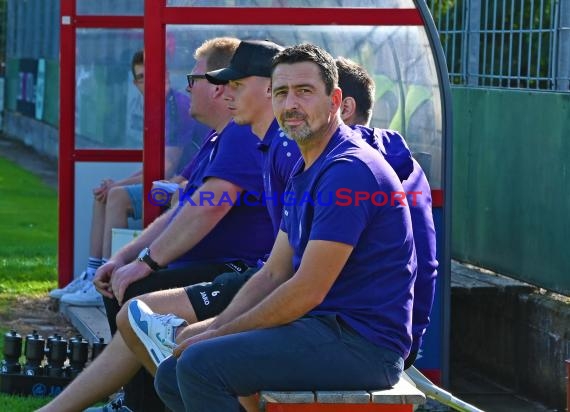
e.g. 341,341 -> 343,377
73,161 -> 141,277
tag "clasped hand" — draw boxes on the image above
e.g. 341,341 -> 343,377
93,260 -> 152,305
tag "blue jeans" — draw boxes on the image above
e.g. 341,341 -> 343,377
124,183 -> 143,221
155,314 -> 403,412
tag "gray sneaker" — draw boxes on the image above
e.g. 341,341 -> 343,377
83,393 -> 132,411
49,271 -> 90,299
128,299 -> 187,367
60,281 -> 104,307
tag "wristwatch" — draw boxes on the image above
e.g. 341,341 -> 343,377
136,247 -> 163,271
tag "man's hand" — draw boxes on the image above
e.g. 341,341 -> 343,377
93,179 -> 115,203
93,260 -> 122,299
173,329 -> 218,358
110,261 -> 153,305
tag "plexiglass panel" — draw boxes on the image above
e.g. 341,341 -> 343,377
75,29 -> 144,149
76,0 -> 144,15
166,24 -> 443,188
167,0 -> 415,8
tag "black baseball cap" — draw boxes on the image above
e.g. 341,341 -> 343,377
205,40 -> 284,85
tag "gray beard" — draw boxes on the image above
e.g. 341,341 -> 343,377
283,123 -> 313,144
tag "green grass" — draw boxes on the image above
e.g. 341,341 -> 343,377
0,156 -> 58,409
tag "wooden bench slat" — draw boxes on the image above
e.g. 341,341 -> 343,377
260,373 -> 426,407
262,391 -> 315,403
315,390 -> 371,403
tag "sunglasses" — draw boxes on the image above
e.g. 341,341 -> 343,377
186,74 -> 207,89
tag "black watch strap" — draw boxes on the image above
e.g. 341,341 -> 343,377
138,247 -> 163,271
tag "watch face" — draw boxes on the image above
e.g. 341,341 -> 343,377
137,247 -> 149,260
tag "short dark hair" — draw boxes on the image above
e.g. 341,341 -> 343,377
272,43 -> 338,95
131,49 -> 144,78
336,56 -> 375,125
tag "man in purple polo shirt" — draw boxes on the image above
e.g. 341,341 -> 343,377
153,43 -> 416,411
335,56 -> 438,369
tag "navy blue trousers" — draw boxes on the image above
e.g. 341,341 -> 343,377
155,314 -> 403,412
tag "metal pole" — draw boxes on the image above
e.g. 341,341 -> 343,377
566,359 -> 570,412
557,0 -> 570,90
467,0 -> 482,86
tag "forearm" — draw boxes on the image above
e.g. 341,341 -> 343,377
209,268 -> 283,330
164,147 -> 182,179
212,274 -> 320,336
210,240 -> 352,337
145,178 -> 238,266
113,173 -> 143,187
148,202 -> 230,266
112,210 -> 172,263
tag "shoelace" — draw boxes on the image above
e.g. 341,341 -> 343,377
78,279 -> 96,293
152,313 -> 182,348
154,313 -> 182,327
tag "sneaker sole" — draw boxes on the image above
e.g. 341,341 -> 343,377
127,301 -> 168,368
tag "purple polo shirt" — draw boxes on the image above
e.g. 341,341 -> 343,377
354,125 -> 438,354
257,119 -> 301,235
403,158 -> 438,354
165,89 -> 210,175
179,131 -> 215,180
281,124 -> 416,358
170,121 -> 274,267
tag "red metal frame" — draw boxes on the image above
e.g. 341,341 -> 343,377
58,0 -> 144,286
58,0 -> 76,286
143,0 -> 167,227
59,0 -> 441,285
162,7 -> 422,25
74,16 -> 144,28
432,189 -> 444,208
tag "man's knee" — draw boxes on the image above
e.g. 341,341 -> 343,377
116,302 -> 130,331
176,341 -> 213,381
107,186 -> 132,209
155,356 -> 179,396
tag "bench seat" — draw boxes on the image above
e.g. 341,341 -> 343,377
259,374 -> 425,411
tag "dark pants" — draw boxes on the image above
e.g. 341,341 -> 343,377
155,315 -> 403,412
103,260 -> 249,412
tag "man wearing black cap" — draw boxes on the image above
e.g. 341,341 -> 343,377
205,39 -> 300,237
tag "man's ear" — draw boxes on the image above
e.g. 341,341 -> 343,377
340,96 -> 357,123
212,84 -> 224,98
331,87 -> 343,113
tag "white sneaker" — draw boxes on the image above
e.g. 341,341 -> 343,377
60,281 -> 104,307
128,299 -> 187,367
84,391 -> 132,411
49,272 -> 91,299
